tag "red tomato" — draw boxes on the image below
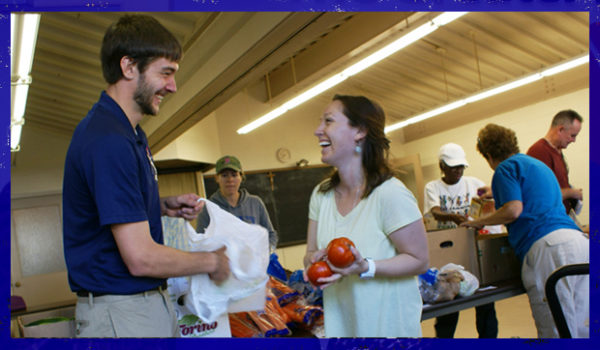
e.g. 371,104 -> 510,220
306,261 -> 333,286
327,237 -> 356,268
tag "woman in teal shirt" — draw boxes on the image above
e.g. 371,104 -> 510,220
463,123 -> 588,338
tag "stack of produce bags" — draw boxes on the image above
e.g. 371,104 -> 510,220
229,276 -> 324,337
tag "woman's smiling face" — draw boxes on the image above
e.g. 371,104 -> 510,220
314,100 -> 362,166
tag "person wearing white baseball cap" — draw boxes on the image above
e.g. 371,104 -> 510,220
425,143 -> 483,229
439,142 -> 469,167
424,142 -> 498,338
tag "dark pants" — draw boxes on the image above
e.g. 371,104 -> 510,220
434,302 -> 498,338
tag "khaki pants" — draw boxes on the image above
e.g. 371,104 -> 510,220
521,228 -> 589,338
75,288 -> 177,338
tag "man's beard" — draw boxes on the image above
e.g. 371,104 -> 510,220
134,74 -> 159,116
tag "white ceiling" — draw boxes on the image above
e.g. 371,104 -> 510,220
20,11 -> 589,156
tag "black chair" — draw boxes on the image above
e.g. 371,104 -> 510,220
544,263 -> 589,338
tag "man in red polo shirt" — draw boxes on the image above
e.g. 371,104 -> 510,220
526,110 -> 583,214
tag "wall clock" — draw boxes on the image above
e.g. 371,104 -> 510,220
276,147 -> 291,163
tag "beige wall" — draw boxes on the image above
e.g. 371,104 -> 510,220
154,111 -> 222,163
11,127 -> 71,198
391,88 -> 589,226
215,86 -> 329,173
275,244 -> 307,272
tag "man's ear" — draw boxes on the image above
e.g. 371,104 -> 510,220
120,56 -> 138,80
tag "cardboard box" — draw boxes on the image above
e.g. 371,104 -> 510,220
17,306 -> 76,338
422,212 -> 439,231
476,235 -> 521,285
426,227 -> 480,281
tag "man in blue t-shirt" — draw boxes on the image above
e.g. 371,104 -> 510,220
62,15 -> 230,338
462,123 -> 588,338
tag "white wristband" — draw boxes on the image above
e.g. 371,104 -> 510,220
359,258 -> 376,279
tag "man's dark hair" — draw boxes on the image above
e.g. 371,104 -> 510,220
551,109 -> 583,127
101,15 -> 182,84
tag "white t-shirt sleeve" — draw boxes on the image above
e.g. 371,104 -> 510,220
379,178 -> 423,235
423,180 -> 441,214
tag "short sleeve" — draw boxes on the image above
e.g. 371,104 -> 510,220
85,134 -> 148,226
378,178 -> 423,235
491,164 -> 522,208
423,181 -> 440,214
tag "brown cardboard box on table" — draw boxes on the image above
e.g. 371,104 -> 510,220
468,197 -> 521,285
476,234 -> 521,285
17,306 -> 76,338
426,226 -> 481,281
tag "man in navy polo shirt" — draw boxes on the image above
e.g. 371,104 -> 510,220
62,15 -> 230,338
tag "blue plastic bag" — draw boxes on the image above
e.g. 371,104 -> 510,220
267,252 -> 288,282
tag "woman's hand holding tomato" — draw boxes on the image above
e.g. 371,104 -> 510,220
303,248 -> 342,289
304,237 -> 371,289
329,245 -> 369,277
306,261 -> 333,286
326,237 -> 367,276
327,237 -> 356,268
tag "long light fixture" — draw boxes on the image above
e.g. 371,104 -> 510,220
384,53 -> 589,134
11,13 -> 41,152
237,12 -> 467,134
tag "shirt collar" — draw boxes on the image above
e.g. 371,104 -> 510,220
99,91 -> 144,142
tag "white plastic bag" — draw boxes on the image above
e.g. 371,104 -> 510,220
440,263 -> 480,297
165,199 -> 269,323
162,216 -> 231,337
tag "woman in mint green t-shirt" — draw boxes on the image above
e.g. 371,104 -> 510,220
303,94 -> 429,337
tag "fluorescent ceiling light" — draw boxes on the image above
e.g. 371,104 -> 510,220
384,53 -> 589,134
385,100 -> 467,133
11,13 -> 41,152
237,12 -> 467,134
541,55 -> 588,77
237,74 -> 349,134
16,14 -> 40,78
432,12 -> 468,26
463,74 -> 542,104
12,84 -> 29,125
11,123 -> 24,152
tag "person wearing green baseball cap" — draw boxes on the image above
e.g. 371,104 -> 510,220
196,155 -> 278,252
